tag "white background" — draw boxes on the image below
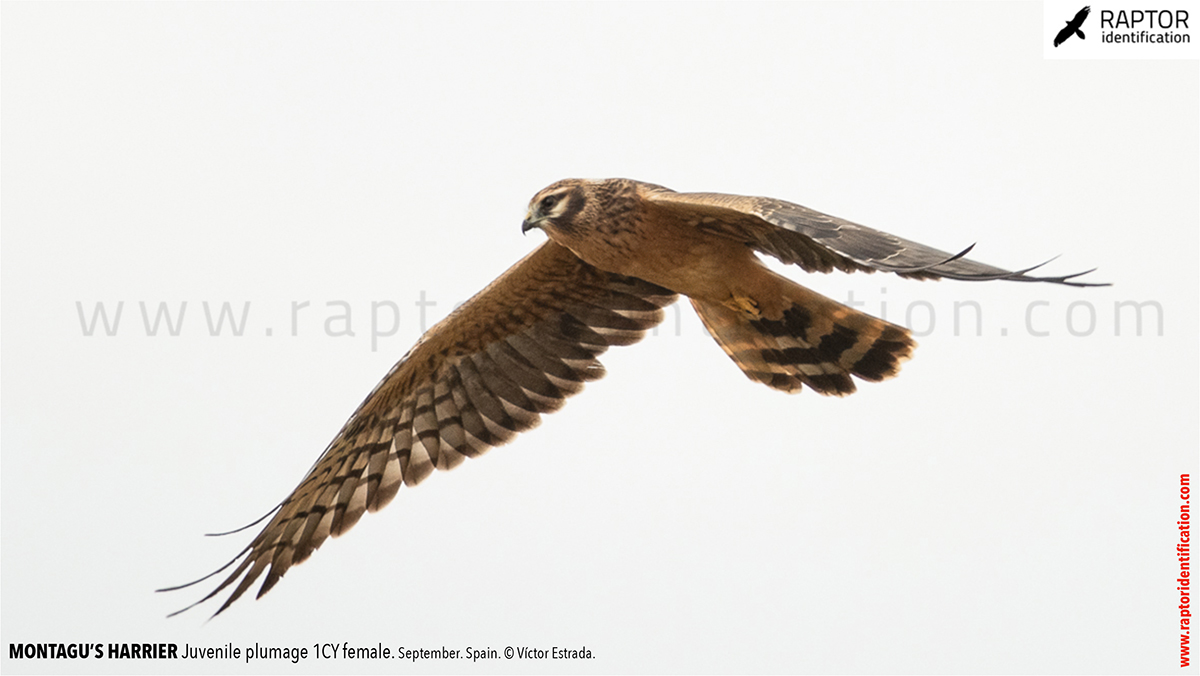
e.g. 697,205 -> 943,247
2,3 -> 1196,674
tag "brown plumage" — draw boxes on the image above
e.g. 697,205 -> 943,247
162,178 -> 1105,616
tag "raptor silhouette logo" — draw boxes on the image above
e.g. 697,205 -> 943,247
1054,6 -> 1091,47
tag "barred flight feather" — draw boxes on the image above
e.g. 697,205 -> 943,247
163,178 -> 1105,618
163,241 -> 675,617
691,282 -> 914,396
644,188 -> 1106,287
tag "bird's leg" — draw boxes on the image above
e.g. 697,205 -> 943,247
723,294 -> 763,319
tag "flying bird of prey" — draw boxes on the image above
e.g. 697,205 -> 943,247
1054,6 -> 1091,47
163,178 -> 1105,616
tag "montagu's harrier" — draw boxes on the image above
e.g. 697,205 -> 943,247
163,178 -> 1105,616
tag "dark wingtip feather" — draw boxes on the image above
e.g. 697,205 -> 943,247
882,243 -> 977,273
1005,266 -> 1111,287
203,503 -> 283,537
902,248 -> 1110,287
156,544 -> 252,596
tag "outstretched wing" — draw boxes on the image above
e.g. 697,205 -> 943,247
1072,6 -> 1091,28
1054,23 -> 1075,46
641,185 -> 1106,286
162,241 -> 676,616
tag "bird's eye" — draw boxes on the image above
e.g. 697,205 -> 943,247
541,194 -> 560,210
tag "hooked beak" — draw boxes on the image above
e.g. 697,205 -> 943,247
521,208 -> 544,235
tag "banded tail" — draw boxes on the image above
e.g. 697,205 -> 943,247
691,279 -> 915,395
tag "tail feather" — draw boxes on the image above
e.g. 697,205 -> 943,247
691,282 -> 914,396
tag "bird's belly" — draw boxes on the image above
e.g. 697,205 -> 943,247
555,216 -> 769,305
616,236 -> 764,304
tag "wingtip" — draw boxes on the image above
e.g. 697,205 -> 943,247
1003,254 -> 1060,278
204,503 -> 283,537
883,242 -> 977,274
1002,256 -> 1111,287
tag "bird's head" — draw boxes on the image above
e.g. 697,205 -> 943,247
521,179 -> 589,237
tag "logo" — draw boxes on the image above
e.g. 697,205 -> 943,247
1044,1 -> 1196,60
1054,6 -> 1092,47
